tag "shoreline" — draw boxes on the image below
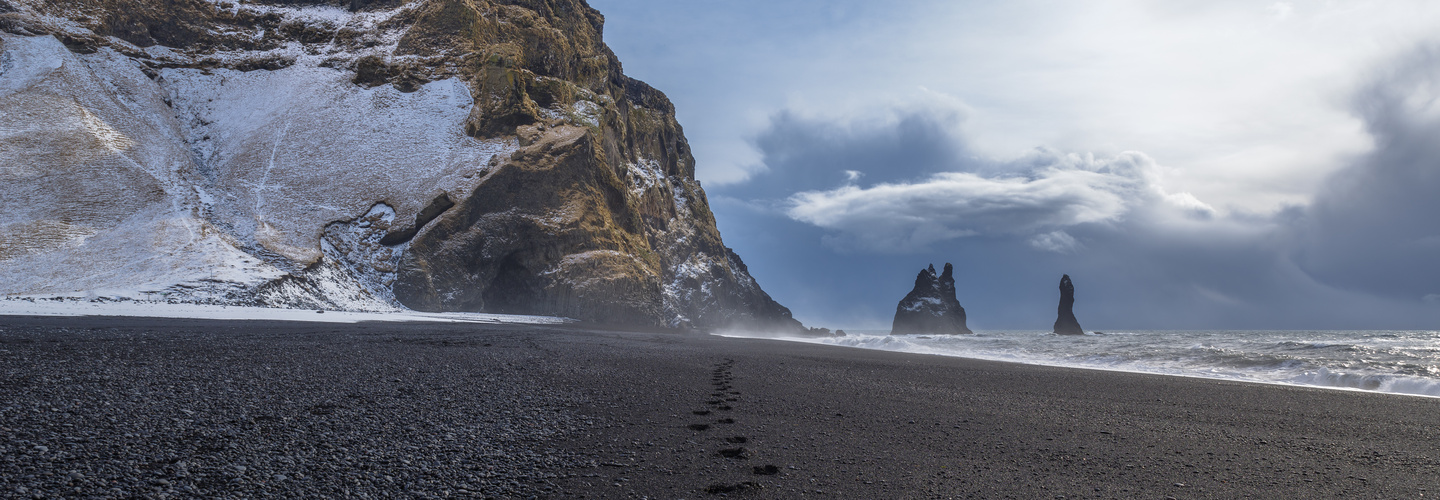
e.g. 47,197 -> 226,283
10,300 -> 1429,403
3,315 -> 1437,497
10,302 -> 1440,399
744,329 -> 1440,401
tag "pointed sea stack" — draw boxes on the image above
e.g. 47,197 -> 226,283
891,263 -> 972,335
1053,274 -> 1085,335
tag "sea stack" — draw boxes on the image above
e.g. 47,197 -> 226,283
1053,274 -> 1085,335
891,263 -> 972,335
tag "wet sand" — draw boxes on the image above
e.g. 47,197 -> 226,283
2,316 -> 1438,498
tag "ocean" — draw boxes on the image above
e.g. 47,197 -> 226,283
760,329 -> 1440,398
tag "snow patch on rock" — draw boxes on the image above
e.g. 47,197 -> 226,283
662,252 -> 716,326
625,158 -> 664,198
0,33 -> 281,299
321,203 -> 407,306
163,65 -> 512,264
249,256 -> 397,312
0,26 -> 519,310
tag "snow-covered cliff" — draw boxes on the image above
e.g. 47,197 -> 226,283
0,0 -> 802,331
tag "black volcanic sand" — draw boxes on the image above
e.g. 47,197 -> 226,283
3,317 -> 1440,498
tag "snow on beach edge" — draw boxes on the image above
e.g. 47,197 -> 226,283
0,298 -> 573,325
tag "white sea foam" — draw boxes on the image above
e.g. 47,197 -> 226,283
729,329 -> 1440,399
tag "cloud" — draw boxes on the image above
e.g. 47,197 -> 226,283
785,165 -> 1133,252
727,101 -> 976,200
699,37 -> 1440,328
1293,44 -> 1440,300
735,96 -> 1234,253
1267,2 -> 1294,21
771,108 -> 1209,252
1028,231 -> 1080,253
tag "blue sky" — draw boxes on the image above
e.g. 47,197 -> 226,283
590,0 -> 1440,330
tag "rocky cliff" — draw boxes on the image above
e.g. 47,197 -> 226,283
1053,274 -> 1083,335
891,263 -> 971,335
0,0 -> 802,331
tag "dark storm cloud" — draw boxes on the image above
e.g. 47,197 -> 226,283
1295,45 -> 1440,301
731,105 -> 976,200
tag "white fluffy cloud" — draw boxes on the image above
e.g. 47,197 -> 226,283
1028,231 -> 1080,253
784,148 -> 1210,252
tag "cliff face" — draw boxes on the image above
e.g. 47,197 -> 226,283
0,0 -> 802,330
891,263 -> 972,335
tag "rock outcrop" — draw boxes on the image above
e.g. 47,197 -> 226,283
0,0 -> 803,331
1053,274 -> 1084,335
891,263 -> 971,335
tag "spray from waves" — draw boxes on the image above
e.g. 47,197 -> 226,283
724,329 -> 1440,398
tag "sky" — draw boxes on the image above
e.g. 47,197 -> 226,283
588,0 -> 1440,330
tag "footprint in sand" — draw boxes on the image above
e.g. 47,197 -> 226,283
705,481 -> 760,494
717,447 -> 750,459
696,361 -> 786,494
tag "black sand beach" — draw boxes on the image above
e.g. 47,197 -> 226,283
2,316 -> 1438,498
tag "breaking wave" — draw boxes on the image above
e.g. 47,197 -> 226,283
758,329 -> 1440,398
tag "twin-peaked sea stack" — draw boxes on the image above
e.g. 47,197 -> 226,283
1053,274 -> 1085,335
891,263 -> 972,335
